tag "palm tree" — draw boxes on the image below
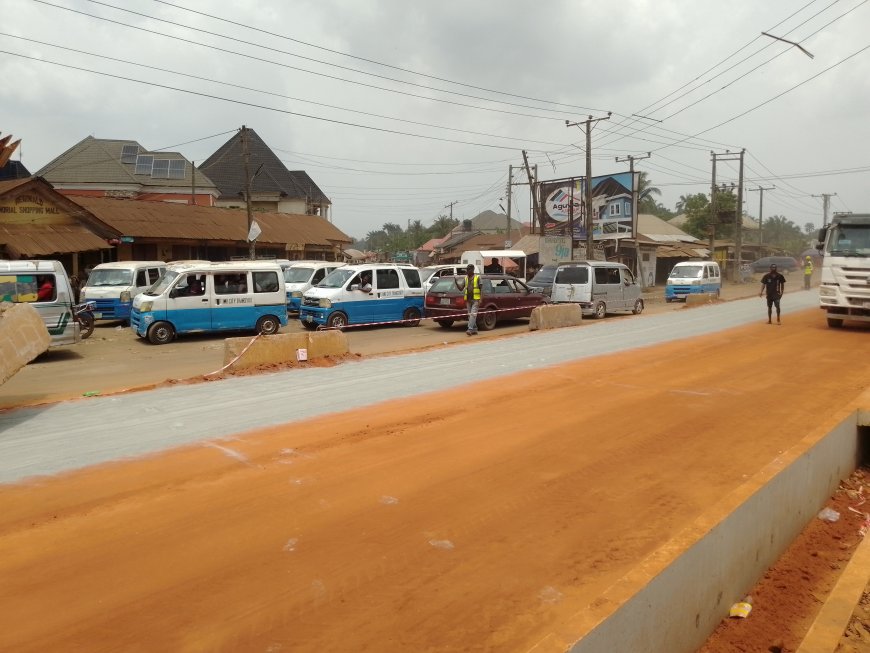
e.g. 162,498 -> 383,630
637,171 -> 662,213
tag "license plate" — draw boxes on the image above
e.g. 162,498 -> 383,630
440,298 -> 450,305
92,312 -> 102,319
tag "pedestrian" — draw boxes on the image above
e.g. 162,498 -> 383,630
456,263 -> 481,335
759,263 -> 786,324
803,255 -> 814,290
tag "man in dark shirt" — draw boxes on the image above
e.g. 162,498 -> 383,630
759,263 -> 786,324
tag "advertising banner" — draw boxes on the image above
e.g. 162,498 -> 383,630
539,171 -> 635,240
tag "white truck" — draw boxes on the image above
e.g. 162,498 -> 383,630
816,213 -> 870,328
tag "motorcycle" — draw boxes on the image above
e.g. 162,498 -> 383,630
73,300 -> 96,339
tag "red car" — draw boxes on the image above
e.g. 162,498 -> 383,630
424,274 -> 550,330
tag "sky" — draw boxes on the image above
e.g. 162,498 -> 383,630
2,0 -> 869,239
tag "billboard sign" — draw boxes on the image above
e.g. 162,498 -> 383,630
539,171 -> 635,240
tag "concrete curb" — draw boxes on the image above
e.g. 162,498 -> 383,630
796,516 -> 870,653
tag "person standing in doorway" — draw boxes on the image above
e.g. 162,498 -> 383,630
803,256 -> 814,290
456,264 -> 481,335
759,263 -> 786,324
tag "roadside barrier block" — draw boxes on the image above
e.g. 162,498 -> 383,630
529,304 -> 583,331
222,330 -> 349,371
684,292 -> 719,306
307,330 -> 349,358
0,302 -> 51,385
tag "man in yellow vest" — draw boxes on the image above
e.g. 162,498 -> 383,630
458,263 -> 481,335
803,256 -> 814,290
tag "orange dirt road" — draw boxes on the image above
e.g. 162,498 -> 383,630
0,309 -> 867,652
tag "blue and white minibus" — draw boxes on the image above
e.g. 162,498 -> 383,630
131,261 -> 288,344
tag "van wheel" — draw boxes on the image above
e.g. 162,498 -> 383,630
478,308 -> 497,331
147,321 -> 175,345
665,297 -> 673,303
594,302 -> 606,319
326,311 -> 348,330
827,317 -> 844,328
436,319 -> 454,328
301,321 -> 318,331
402,307 -> 421,327
632,299 -> 644,315
256,315 -> 281,335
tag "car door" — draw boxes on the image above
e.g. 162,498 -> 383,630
371,267 -> 403,322
620,267 -> 640,309
166,273 -> 212,332
508,278 -> 540,317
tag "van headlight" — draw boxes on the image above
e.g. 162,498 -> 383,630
120,291 -> 131,303
139,300 -> 153,312
291,291 -> 303,298
318,298 -> 332,308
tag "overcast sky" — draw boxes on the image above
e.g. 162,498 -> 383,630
3,0 -> 869,238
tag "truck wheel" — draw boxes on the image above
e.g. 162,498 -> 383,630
478,308 -> 497,331
326,311 -> 348,330
594,301 -> 606,319
402,307 -> 421,327
827,317 -> 844,328
632,299 -> 644,315
256,315 -> 281,335
147,321 -> 175,345
436,319 -> 454,328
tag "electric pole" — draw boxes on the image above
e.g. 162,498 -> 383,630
709,150 -> 745,281
241,126 -> 255,259
735,148 -> 745,283
566,113 -> 612,260
522,150 -> 543,234
505,165 -> 513,247
615,152 -> 651,287
812,193 -> 837,227
747,185 -> 774,246
444,200 -> 459,223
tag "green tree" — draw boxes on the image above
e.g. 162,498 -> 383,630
428,215 -> 459,238
762,216 -> 806,255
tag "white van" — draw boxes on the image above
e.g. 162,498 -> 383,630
130,261 -> 288,344
527,261 -> 643,318
665,261 -> 721,302
80,261 -> 166,322
299,263 -> 424,329
419,264 -> 468,292
0,259 -> 81,346
284,260 -> 345,314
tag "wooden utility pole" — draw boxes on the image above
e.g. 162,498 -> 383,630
615,152 -> 651,287
190,161 -> 196,206
241,126 -> 256,259
709,152 -> 718,265
812,193 -> 837,227
747,185 -> 774,245
735,149 -> 745,283
444,200 -> 459,222
566,114 -> 611,260
522,150 -> 543,234
505,165 -> 513,247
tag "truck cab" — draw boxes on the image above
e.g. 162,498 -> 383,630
817,213 -> 870,328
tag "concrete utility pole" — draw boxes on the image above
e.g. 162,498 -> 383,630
812,193 -> 837,227
709,150 -> 745,281
709,152 -> 718,266
443,200 -> 459,222
615,152 -> 651,287
567,113 -> 612,260
241,126 -> 256,259
735,148 -> 746,283
505,165 -> 513,247
747,185 -> 774,246
521,150 -> 543,234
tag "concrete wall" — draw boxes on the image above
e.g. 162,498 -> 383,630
223,330 -> 349,371
529,304 -> 583,331
0,302 -> 51,385
532,402 -> 867,653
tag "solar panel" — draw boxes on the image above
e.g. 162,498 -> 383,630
168,160 -> 186,179
134,155 -> 153,175
120,144 -> 139,164
152,159 -> 170,178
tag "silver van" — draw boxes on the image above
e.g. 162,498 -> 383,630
527,261 -> 643,318
0,259 -> 81,346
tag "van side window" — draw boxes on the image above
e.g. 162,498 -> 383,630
401,268 -> 421,288
312,269 -> 326,284
376,269 -> 400,290
252,271 -> 280,293
0,274 -> 47,303
555,267 -> 588,284
622,269 -> 635,284
215,273 -> 248,294
136,269 -> 148,286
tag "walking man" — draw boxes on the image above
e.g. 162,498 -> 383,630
457,263 -> 481,335
759,263 -> 786,324
803,255 -> 814,290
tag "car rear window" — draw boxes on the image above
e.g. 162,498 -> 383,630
430,277 -> 459,293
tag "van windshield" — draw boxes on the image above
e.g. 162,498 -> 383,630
554,266 -> 588,284
670,265 -> 703,278
284,267 -> 314,283
529,265 -> 557,285
318,268 -> 356,288
87,269 -> 133,286
146,269 -> 179,295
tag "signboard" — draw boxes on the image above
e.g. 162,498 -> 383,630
538,171 -> 635,240
538,236 -> 572,264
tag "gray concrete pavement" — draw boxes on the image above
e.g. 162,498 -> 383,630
0,292 -> 821,484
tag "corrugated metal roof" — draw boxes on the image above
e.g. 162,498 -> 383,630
0,223 -> 112,257
72,197 -> 351,246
